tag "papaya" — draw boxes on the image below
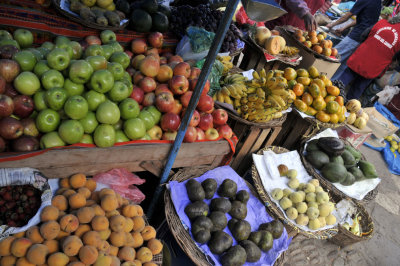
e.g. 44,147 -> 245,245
264,36 -> 281,55
317,137 -> 344,156
341,150 -> 356,169
306,150 -> 329,170
330,155 -> 344,164
340,172 -> 356,186
345,145 -> 362,162
306,139 -> 320,153
152,12 -> 169,33
130,9 -> 152,33
321,163 -> 347,183
348,166 -> 365,181
358,160 -> 378,179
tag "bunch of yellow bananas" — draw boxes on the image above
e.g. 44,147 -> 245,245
281,46 -> 300,56
213,74 -> 247,105
343,213 -> 362,236
217,55 -> 234,75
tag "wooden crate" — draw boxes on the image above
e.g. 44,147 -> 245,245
0,141 -> 231,178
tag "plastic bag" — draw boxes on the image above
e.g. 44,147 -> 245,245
176,36 -> 210,61
0,168 -> 55,240
377,85 -> 400,105
187,27 -> 215,53
376,70 -> 400,88
93,168 -> 146,203
196,58 -> 224,96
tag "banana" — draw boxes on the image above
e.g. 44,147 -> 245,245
252,71 -> 260,80
212,93 -> 217,101
271,94 -> 286,107
216,91 -> 225,103
267,95 -> 281,108
224,95 -> 233,105
272,89 -> 289,97
256,88 -> 266,98
259,68 -> 267,79
247,87 -> 257,94
248,94 -> 259,102
266,70 -> 274,79
221,87 -> 230,97
234,98 -> 241,108
226,85 -> 240,99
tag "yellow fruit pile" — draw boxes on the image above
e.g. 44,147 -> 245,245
254,26 -> 299,56
292,66 -> 346,124
216,55 -> 234,75
0,174 -> 162,266
293,29 -> 338,57
384,135 -> 400,154
345,99 -> 369,129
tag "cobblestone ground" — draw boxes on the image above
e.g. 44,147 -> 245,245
281,146 -> 400,266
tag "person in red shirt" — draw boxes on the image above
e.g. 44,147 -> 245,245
336,16 -> 400,100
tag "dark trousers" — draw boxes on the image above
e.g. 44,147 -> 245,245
337,67 -> 373,100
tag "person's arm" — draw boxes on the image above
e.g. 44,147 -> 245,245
359,25 -> 373,42
326,12 -> 353,29
335,19 -> 357,35
285,0 -> 317,31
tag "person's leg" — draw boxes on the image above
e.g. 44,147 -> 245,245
346,74 -> 373,100
336,66 -> 356,86
331,37 -> 360,80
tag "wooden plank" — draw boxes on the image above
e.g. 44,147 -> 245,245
282,119 -> 312,150
232,122 -> 248,142
230,127 -> 261,171
210,155 -> 225,168
265,127 -> 282,146
250,128 -> 271,154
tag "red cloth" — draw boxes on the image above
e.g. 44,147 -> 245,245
347,20 -> 400,79
235,6 -> 265,27
387,93 -> 400,120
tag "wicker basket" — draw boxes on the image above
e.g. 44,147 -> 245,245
143,217 -> 163,265
292,109 -> 345,130
52,0 -> 128,30
251,146 -> 339,239
329,201 -> 374,246
299,137 -> 379,204
164,166 -> 286,266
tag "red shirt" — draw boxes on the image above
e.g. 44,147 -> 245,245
347,20 -> 400,79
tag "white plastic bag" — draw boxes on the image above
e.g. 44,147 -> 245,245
376,70 -> 400,88
176,36 -> 209,61
377,85 -> 400,105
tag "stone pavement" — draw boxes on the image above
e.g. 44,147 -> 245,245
281,145 -> 400,266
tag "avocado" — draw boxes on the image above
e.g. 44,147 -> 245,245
209,211 -> 227,231
258,230 -> 273,252
330,155 -> 344,164
158,4 -> 171,18
235,190 -> 250,204
341,149 -> 356,168
141,0 -> 158,13
201,178 -> 217,199
210,198 -> 232,213
220,245 -> 247,266
184,201 -> 209,220
345,145 -> 362,162
192,216 -> 213,233
130,9 -> 152,33
340,172 -> 356,186
152,12 -> 169,33
259,220 -> 284,239
229,201 -> 247,220
230,219 -> 251,241
228,218 -> 239,232
218,179 -> 238,198
208,230 -> 233,255
306,150 -> 330,170
348,166 -> 365,181
306,139 -> 320,153
317,137 -> 345,156
240,240 -> 261,262
358,160 -> 378,179
185,179 -> 205,202
192,229 -> 211,244
248,231 -> 262,245
115,0 -> 130,15
321,162 -> 347,183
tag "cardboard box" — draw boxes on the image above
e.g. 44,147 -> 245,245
364,107 -> 399,138
336,125 -> 372,149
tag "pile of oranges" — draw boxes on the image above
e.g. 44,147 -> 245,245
294,29 -> 338,58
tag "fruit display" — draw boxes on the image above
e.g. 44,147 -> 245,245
0,185 -> 42,227
128,0 -> 170,33
271,164 -> 337,230
0,28 -> 234,152
183,178 -> 284,265
215,68 -> 295,123
305,137 -> 378,186
384,135 -> 400,155
345,99 -> 369,130
169,4 -> 242,53
292,66 -> 346,124
342,213 -> 363,236
253,26 -> 299,56
0,173 -> 162,265
216,55 -> 234,76
293,29 -> 338,58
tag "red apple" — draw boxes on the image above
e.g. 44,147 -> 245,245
162,131 -> 177,141
189,67 -> 201,80
125,50 -> 133,59
156,65 -> 173,83
168,55 -> 183,64
197,94 -> 214,112
139,55 -> 160,78
173,62 -> 191,78
12,135 -> 39,152
131,54 -> 145,70
212,109 -> 228,126
183,109 -> 200,127
161,113 -> 181,131
160,57 -> 167,65
162,52 -> 173,59
155,84 -> 172,96
85,35 -> 102,46
0,117 -> 23,139
148,32 -> 164,49
126,67 -> 135,77
169,75 -> 189,95
21,117 -> 39,137
217,124 -> 233,139
198,113 -> 213,131
131,39 -> 147,54
205,128 -> 219,140
139,77 -> 157,93
13,95 -> 34,118
0,94 -> 14,118
0,136 -> 5,152
130,86 -> 144,104
196,127 -> 206,141
79,40 -> 89,50
155,92 -> 174,113
0,45 -> 19,60
168,61 -> 179,70
183,126 -> 197,143
190,79 -> 210,96
167,99 -> 180,115
205,107 -> 215,114
4,83 -> 18,98
0,76 -> 5,94
133,72 -> 145,85
180,91 -> 192,108
142,92 -> 156,107
0,59 -> 21,83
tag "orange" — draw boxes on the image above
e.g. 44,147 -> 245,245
301,92 -> 313,106
326,101 -> 340,114
308,83 -> 321,98
294,99 -> 308,113
312,96 -> 326,111
327,85 -> 340,96
316,111 -> 330,123
335,96 -> 344,106
292,83 -> 304,96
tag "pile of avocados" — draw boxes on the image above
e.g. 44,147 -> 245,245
306,137 -> 378,186
128,0 -> 170,33
184,178 -> 284,265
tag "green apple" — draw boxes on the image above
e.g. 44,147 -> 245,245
100,30 -> 117,44
37,47 -> 50,58
36,109 -> 60,133
0,30 -> 13,40
14,71 -> 41,96
80,134 -> 94,144
139,134 -> 151,140
86,55 -> 107,71
107,62 -> 124,80
34,91 -> 47,111
124,118 -> 146,140
55,43 -> 74,59
84,44 -> 104,58
13,29 -> 33,48
147,125 -> 162,140
123,71 -> 132,83
58,109 -> 68,120
94,124 -> 115,147
113,119 -> 123,130
79,111 -> 98,134
0,39 -> 20,49
109,41 -> 123,53
101,44 -> 114,60
40,131 -> 65,149
55,36 -> 71,46
41,69 -> 65,90
115,129 -> 130,143
119,98 -> 139,120
138,110 -> 156,130
45,87 -> 68,111
96,100 -> 120,124
109,52 -> 130,69
64,95 -> 88,120
12,50 -> 37,71
69,60 -> 93,84
143,106 -> 161,124
41,41 -> 54,50
33,60 -> 50,78
89,69 -> 114,93
120,77 -> 133,95
27,48 -> 44,61
64,78 -> 84,96
70,41 -> 83,60
47,48 -> 70,71
84,90 -> 106,111
58,119 -> 84,144
108,81 -> 130,102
